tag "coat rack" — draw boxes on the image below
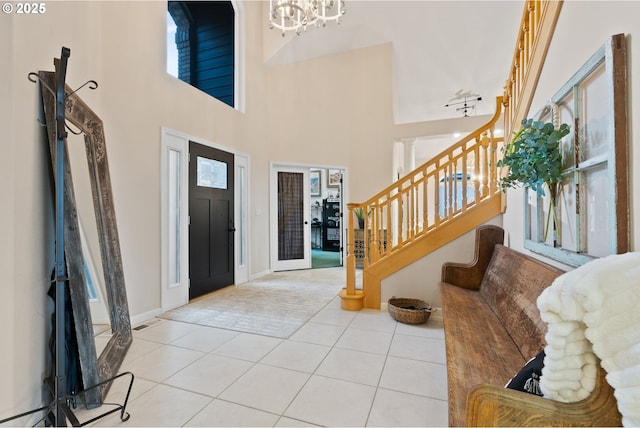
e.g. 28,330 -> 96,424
0,47 -> 133,427
54,45 -> 72,427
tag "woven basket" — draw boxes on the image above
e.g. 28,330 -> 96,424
388,298 -> 432,324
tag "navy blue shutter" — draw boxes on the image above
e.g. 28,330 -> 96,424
189,2 -> 235,107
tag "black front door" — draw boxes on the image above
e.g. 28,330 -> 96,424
189,142 -> 234,299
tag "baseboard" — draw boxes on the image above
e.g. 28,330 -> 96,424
130,308 -> 162,328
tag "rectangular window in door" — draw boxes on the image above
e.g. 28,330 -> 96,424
278,171 -> 304,260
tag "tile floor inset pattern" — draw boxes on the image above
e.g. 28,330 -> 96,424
159,269 -> 345,338
74,268 -> 448,427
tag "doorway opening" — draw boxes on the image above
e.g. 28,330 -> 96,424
270,164 -> 345,272
161,128 -> 249,313
310,168 -> 342,269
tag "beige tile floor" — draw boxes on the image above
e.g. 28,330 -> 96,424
77,277 -> 448,427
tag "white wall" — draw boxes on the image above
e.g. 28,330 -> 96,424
503,1 -> 640,267
381,217 -> 503,308
0,1 -> 397,418
0,8 -> 17,417
265,43 -> 395,202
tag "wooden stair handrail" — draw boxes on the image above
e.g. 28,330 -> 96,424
341,0 -> 564,311
503,0 -> 563,140
359,96 -> 503,211
343,97 -> 505,309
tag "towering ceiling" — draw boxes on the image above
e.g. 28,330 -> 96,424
264,1 -> 524,124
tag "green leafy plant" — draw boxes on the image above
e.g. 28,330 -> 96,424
354,207 -> 365,229
498,118 -> 571,242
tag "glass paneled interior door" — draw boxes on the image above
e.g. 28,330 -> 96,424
270,165 -> 311,271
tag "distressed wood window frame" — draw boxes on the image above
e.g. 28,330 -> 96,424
524,34 -> 628,267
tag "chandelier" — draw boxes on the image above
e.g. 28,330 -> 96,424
269,0 -> 346,36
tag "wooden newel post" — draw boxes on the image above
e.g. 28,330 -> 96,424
346,203 -> 356,294
340,203 -> 364,311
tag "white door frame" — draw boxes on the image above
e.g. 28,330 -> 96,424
161,127 -> 250,312
269,162 -> 348,272
234,154 -> 249,284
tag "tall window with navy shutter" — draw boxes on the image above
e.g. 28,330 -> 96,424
167,1 -> 235,108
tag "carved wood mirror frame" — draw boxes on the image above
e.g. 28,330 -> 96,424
39,71 -> 132,405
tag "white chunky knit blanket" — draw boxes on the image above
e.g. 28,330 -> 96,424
536,252 -> 640,427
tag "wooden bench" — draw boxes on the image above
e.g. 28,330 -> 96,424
439,225 -> 622,427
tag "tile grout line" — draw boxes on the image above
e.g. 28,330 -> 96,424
275,295 -> 362,426
363,310 -> 399,427
111,269 -> 447,427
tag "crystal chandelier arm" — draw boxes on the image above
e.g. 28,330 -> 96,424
269,0 -> 344,35
314,0 -> 346,25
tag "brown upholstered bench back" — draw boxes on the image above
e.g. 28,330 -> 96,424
479,245 -> 565,359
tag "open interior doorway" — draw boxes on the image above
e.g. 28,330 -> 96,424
310,168 -> 343,269
270,164 -> 345,272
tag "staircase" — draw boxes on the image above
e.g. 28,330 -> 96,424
341,0 -> 564,310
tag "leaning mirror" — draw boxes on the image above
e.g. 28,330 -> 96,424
39,71 -> 132,406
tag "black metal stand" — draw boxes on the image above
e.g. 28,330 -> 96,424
0,372 -> 134,427
2,47 -> 134,427
53,44 -> 71,428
